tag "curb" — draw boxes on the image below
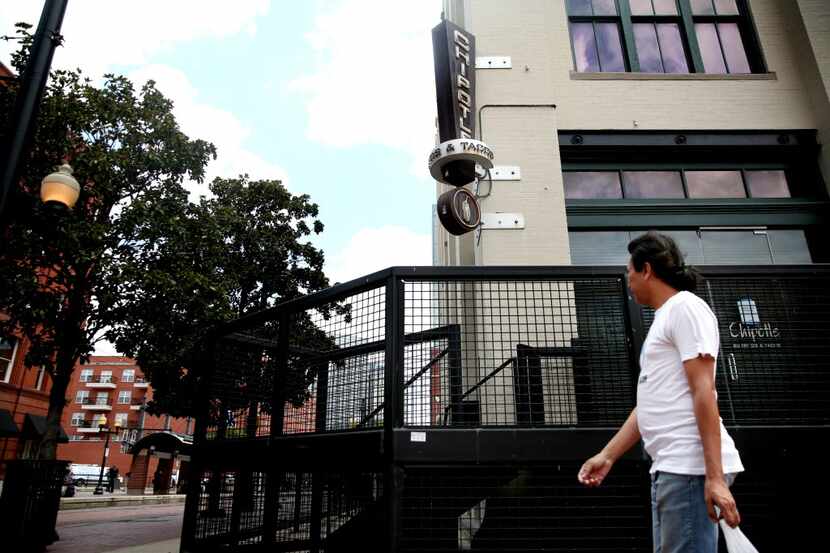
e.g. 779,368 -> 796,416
60,494 -> 186,510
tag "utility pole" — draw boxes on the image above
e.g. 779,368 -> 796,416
0,0 -> 69,225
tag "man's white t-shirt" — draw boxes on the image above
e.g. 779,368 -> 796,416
636,290 -> 744,475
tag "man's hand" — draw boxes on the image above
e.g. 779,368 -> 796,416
705,477 -> 740,527
578,452 -> 614,487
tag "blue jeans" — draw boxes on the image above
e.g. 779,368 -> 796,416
650,471 -> 736,553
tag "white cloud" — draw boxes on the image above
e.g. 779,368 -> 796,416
1,1 -> 270,78
129,65 -> 287,199
1,2 -> 283,200
326,226 -> 432,284
290,0 -> 441,176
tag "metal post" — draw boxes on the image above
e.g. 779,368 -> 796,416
383,274 -> 405,552
93,427 -> 111,495
0,0 -> 69,224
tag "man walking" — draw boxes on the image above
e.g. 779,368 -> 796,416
578,232 -> 743,553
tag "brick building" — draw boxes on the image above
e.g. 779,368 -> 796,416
58,356 -> 192,491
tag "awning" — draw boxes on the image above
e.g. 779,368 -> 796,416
0,409 -> 19,437
21,413 -> 69,443
131,431 -> 192,455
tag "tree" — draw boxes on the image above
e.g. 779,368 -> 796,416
105,176 -> 342,419
1,24 -> 340,460
0,24 -> 216,460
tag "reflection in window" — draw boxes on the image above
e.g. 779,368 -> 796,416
622,171 -> 685,198
692,0 -> 739,16
695,13 -> 751,74
569,231 -> 631,265
564,172 -> 623,199
737,298 -> 760,326
631,0 -> 678,16
746,170 -> 790,198
634,23 -> 689,73
1,337 -> 17,383
768,230 -> 811,264
567,1 -> 627,73
685,171 -> 746,198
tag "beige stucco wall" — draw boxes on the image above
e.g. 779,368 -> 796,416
439,0 -> 829,266
795,0 -> 830,189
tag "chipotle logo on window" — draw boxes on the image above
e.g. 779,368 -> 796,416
728,298 -> 781,349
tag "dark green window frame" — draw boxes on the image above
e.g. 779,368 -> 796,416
566,0 -> 766,73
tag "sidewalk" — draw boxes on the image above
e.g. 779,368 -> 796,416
61,491 -> 186,510
102,539 -> 180,553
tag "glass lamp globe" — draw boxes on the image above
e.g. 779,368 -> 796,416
40,163 -> 80,208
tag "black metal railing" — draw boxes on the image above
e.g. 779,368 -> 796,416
181,265 -> 830,553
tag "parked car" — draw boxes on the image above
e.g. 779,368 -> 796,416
69,463 -> 103,487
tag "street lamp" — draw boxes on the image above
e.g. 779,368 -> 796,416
40,163 -> 80,209
93,424 -> 121,495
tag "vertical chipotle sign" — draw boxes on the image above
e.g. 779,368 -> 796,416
432,20 -> 476,142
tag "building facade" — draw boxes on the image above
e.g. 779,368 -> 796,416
435,0 -> 830,268
58,356 -> 192,487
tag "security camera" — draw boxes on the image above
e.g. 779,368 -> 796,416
428,138 -> 494,187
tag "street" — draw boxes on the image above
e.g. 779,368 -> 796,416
47,504 -> 183,553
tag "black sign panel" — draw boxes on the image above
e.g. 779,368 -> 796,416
432,20 -> 476,142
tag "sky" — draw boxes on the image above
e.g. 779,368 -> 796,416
0,0 -> 440,293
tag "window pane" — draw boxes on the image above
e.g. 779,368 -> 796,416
569,231 -> 631,265
635,24 -> 663,72
745,170 -> 790,198
653,0 -> 678,15
567,0 -> 593,15
657,23 -> 690,73
701,231 -> 772,264
571,23 -> 601,72
685,170 -> 746,198
564,172 -> 623,198
718,23 -> 750,73
630,0 -> 653,15
768,230 -> 811,264
658,230 -> 705,265
714,0 -> 739,15
596,23 -> 626,72
691,0 -> 715,15
695,23 -> 728,74
592,0 -> 617,15
622,171 -> 685,198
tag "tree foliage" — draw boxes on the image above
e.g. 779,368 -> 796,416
0,24 -> 336,456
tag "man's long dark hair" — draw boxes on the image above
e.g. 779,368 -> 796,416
627,231 -> 701,292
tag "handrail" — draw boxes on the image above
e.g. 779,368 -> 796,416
441,357 -> 516,426
355,347 -> 451,429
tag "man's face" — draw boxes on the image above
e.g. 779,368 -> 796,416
627,258 -> 648,306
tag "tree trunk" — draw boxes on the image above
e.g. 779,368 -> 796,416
37,358 -> 73,460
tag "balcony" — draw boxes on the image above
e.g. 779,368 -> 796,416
133,377 -> 149,388
85,375 -> 117,389
79,398 -> 112,411
74,420 -> 104,433
130,399 -> 145,411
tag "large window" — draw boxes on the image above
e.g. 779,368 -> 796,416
118,390 -> 131,404
569,228 -> 812,265
75,390 -> 89,404
71,412 -> 85,427
1,337 -> 17,383
567,0 -> 763,74
79,369 -> 93,382
564,168 -> 790,199
121,369 -> 135,383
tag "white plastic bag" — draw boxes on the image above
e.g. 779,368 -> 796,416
719,520 -> 759,553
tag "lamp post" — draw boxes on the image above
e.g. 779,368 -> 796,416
93,424 -> 121,495
0,0 -> 70,225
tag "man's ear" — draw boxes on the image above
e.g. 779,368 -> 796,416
642,261 -> 653,280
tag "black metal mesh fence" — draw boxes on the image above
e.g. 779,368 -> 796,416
400,462 -> 652,553
402,277 -> 635,428
184,266 -> 830,553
